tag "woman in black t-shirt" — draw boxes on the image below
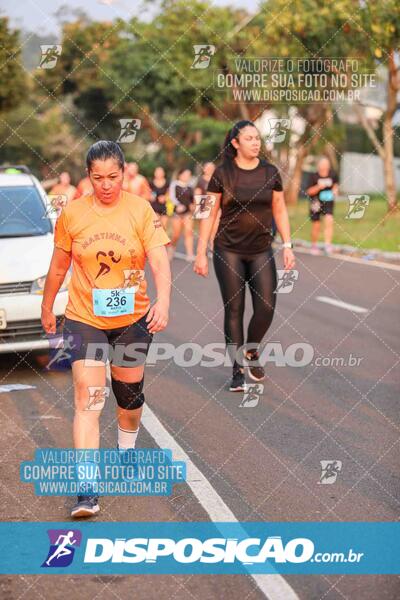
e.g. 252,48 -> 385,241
150,166 -> 169,229
194,120 -> 295,391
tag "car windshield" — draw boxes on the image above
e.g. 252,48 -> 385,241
0,185 -> 52,237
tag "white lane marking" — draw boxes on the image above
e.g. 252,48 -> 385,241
141,404 -> 300,600
106,361 -> 298,597
0,384 -> 36,393
295,246 -> 400,271
316,296 -> 368,314
36,415 -> 62,420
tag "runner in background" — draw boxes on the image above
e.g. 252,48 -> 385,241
306,157 -> 339,255
49,171 -> 77,203
150,166 -> 169,230
74,175 -> 93,199
169,168 -> 195,262
122,162 -> 131,191
126,162 -> 152,200
195,162 -> 215,197
195,162 -> 218,254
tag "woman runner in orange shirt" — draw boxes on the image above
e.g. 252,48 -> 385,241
41,141 -> 171,518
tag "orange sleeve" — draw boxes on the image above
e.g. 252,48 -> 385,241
141,202 -> 170,253
54,208 -> 72,252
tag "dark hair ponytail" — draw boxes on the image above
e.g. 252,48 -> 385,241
222,120 -> 254,162
220,120 -> 257,205
86,140 -> 125,172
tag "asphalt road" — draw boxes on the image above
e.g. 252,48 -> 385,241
0,248 -> 399,600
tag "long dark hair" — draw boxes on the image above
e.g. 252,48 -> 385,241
220,120 -> 258,205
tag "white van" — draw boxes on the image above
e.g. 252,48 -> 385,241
0,166 -> 69,353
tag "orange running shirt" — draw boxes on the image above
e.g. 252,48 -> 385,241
54,191 -> 170,329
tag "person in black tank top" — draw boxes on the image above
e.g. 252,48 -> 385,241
194,120 -> 295,391
150,166 -> 169,228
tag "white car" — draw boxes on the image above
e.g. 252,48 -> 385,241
0,166 -> 69,354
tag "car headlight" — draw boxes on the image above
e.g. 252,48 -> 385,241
31,270 -> 71,295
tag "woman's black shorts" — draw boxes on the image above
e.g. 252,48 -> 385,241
62,312 -> 153,367
310,199 -> 335,221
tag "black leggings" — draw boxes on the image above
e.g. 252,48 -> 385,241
213,245 -> 277,355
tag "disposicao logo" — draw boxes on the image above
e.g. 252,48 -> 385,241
42,529 -> 82,567
83,536 -> 314,564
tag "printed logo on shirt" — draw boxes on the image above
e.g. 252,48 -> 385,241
122,269 -> 144,291
95,250 -> 122,280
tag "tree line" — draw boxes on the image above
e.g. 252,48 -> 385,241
0,0 -> 398,210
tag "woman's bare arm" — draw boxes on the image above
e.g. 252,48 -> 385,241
145,245 -> 171,333
272,190 -> 296,271
41,247 -> 71,333
194,192 -> 221,277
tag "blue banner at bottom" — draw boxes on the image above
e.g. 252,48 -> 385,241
0,522 -> 398,574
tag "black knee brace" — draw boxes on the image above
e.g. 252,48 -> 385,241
111,377 -> 145,410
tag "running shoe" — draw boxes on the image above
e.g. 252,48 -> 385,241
324,244 -> 333,255
244,350 -> 265,382
71,495 -> 100,518
311,244 -> 320,255
229,364 -> 246,392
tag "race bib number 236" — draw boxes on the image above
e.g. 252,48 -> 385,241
92,288 -> 135,317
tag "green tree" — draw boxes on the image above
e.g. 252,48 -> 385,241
259,0 -> 400,209
353,1 -> 400,211
257,0 -> 359,203
0,17 -> 27,113
105,1 -> 262,167
35,18 -> 123,142
0,101 -> 82,178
